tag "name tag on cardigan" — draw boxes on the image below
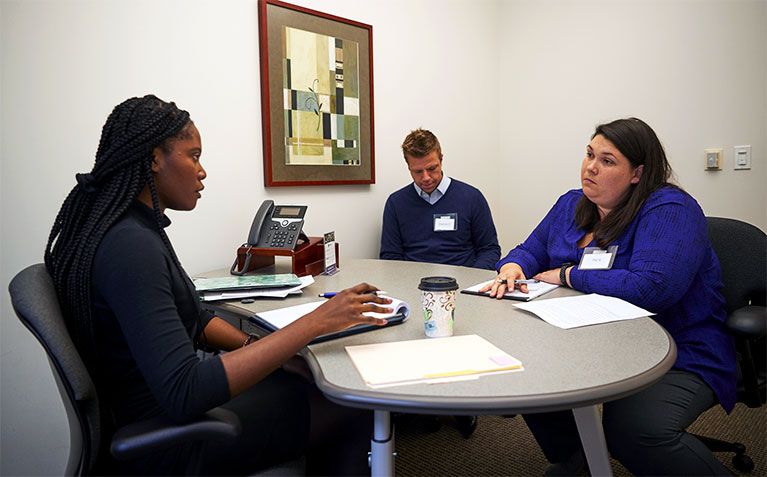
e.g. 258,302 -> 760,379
579,245 -> 618,270
433,213 -> 457,232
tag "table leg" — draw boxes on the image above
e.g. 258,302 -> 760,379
572,405 -> 613,477
370,410 -> 394,477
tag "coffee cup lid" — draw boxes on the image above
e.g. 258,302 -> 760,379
418,276 -> 459,291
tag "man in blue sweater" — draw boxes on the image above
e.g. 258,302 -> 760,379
380,128 -> 500,270
380,128 -> 500,437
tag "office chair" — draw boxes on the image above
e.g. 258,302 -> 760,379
9,264 -> 242,475
693,218 -> 767,473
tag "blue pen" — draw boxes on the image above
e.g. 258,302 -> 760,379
319,290 -> 386,298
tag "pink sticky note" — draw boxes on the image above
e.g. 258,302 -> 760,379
490,355 -> 515,366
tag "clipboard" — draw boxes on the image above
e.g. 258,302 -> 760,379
248,298 -> 410,344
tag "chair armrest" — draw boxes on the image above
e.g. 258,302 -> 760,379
725,305 -> 766,339
110,407 -> 242,460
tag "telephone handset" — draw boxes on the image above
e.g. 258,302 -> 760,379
231,200 -> 309,275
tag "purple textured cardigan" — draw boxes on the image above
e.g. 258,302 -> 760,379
497,187 -> 736,411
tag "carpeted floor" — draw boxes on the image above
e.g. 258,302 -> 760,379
394,403 -> 766,476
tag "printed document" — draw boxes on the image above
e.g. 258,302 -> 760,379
514,293 -> 654,329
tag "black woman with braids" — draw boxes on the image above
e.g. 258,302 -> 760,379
45,95 -> 389,475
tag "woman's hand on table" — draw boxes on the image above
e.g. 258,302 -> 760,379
478,262 -> 529,299
306,283 -> 393,335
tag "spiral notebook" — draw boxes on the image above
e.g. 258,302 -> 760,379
249,298 -> 410,344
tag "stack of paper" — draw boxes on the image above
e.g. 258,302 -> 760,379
345,334 -> 523,388
192,274 -> 310,301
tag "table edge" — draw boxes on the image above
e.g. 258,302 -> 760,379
304,326 -> 678,415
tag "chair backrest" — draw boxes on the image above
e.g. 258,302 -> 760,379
707,217 -> 767,313
8,264 -> 101,476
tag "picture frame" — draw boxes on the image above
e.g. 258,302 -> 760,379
258,0 -> 375,186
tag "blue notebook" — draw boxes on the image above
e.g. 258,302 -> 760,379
249,298 -> 410,344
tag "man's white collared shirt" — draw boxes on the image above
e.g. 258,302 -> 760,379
414,176 -> 451,205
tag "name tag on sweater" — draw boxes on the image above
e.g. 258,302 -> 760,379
579,245 -> 618,270
433,213 -> 457,232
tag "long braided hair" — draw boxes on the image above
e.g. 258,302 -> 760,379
45,95 -> 194,363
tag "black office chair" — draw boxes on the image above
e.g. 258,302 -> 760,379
8,264 -> 242,475
692,218 -> 767,473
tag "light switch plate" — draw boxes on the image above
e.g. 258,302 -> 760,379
734,145 -> 751,170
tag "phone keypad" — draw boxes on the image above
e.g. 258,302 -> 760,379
265,221 -> 299,248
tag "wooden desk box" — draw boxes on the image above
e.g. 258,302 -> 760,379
233,236 -> 339,277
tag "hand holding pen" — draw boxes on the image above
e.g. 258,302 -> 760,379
478,262 -> 531,298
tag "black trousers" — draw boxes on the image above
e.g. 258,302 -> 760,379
200,369 -> 311,475
523,369 -> 731,476
200,368 -> 372,476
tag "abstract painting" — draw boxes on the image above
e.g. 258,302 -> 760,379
283,27 -> 360,166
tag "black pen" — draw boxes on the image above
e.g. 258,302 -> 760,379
496,279 -> 539,285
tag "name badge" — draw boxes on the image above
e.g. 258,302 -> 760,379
579,245 -> 618,270
433,213 -> 457,232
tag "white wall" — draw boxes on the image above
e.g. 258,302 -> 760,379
497,0 -> 767,247
1,0 -> 764,475
0,0 -> 501,474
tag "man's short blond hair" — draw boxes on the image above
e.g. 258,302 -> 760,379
401,128 -> 441,163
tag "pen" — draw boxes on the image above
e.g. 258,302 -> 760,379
496,279 -> 540,285
319,291 -> 387,298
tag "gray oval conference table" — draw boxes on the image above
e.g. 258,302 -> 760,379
202,259 -> 677,477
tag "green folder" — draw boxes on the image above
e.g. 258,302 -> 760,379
192,274 -> 301,293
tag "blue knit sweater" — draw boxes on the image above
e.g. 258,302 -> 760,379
380,179 -> 500,270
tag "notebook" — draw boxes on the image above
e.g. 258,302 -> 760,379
249,298 -> 410,344
461,279 -> 559,302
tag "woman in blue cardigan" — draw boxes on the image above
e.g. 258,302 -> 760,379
482,118 -> 736,475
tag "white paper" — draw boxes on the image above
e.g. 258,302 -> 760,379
345,334 -> 523,388
200,275 -> 314,301
514,293 -> 654,329
255,297 -> 411,330
463,279 -> 559,301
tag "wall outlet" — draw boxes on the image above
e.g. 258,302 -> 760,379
704,148 -> 723,170
734,145 -> 751,170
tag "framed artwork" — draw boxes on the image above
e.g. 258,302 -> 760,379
258,0 -> 375,186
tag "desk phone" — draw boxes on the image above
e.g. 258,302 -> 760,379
247,200 -> 308,250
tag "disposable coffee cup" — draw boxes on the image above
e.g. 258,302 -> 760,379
418,276 -> 459,338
